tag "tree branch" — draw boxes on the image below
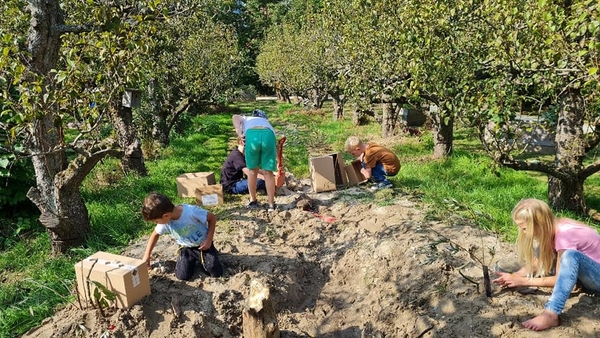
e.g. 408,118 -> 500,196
166,97 -> 191,135
581,161 -> 600,180
584,125 -> 600,152
52,24 -> 96,34
497,154 -> 572,181
57,138 -> 122,189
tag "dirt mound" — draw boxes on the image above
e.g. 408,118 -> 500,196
22,185 -> 600,337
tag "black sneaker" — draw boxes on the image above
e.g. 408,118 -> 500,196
247,200 -> 259,209
267,203 -> 276,212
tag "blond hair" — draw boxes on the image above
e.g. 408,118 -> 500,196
512,198 -> 556,277
344,136 -> 364,152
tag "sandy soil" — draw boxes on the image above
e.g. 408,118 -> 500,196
22,181 -> 600,338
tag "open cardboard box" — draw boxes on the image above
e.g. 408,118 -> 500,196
345,159 -> 368,185
195,184 -> 224,206
74,251 -> 151,309
176,172 -> 216,197
309,152 -> 348,192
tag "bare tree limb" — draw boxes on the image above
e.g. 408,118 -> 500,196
52,24 -> 96,34
58,139 -> 122,188
497,154 -> 572,181
166,97 -> 191,135
581,161 -> 600,180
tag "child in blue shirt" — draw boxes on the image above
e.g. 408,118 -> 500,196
141,192 -> 223,281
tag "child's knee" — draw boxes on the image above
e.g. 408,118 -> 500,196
175,268 -> 194,281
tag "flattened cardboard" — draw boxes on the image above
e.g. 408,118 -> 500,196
195,184 -> 224,206
176,172 -> 216,197
309,153 -> 348,193
345,160 -> 367,185
74,251 -> 151,309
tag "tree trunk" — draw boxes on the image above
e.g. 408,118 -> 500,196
312,89 -> 320,109
381,102 -> 400,137
26,112 -> 93,253
548,176 -> 585,213
112,103 -> 147,176
431,109 -> 454,158
24,0 -> 122,253
242,279 -> 280,338
148,79 -> 169,146
27,181 -> 90,253
548,88 -> 587,213
275,82 -> 290,103
24,1 -> 89,253
330,92 -> 345,121
311,88 -> 327,109
353,108 -> 374,125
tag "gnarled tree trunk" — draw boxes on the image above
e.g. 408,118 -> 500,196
548,88 -> 587,213
25,0 -> 122,253
381,102 -> 401,138
112,103 -> 147,176
147,78 -> 169,146
311,88 -> 327,109
430,105 -> 454,158
330,91 -> 346,121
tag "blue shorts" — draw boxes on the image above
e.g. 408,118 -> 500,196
245,129 -> 276,171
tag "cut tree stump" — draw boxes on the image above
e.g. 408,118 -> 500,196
242,279 -> 280,338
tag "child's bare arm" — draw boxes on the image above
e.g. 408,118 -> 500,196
232,115 -> 244,137
142,231 -> 160,268
200,212 -> 217,250
361,167 -> 372,179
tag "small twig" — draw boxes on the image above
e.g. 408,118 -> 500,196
458,269 -> 480,293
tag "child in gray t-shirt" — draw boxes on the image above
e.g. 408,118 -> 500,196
141,192 -> 223,280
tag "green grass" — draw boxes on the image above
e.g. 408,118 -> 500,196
1,101 -> 600,337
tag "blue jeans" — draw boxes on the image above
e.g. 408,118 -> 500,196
545,249 -> 600,314
231,178 -> 266,194
362,162 -> 392,184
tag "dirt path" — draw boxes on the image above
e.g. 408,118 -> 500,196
22,183 -> 600,337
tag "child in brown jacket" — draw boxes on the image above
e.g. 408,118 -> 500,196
345,136 -> 400,190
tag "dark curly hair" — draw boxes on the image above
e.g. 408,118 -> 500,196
142,192 -> 175,221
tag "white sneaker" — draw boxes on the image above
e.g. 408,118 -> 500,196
370,182 -> 393,191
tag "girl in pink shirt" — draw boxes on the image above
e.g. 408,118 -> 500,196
493,198 -> 600,331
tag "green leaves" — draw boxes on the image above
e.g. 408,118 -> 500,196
90,280 -> 117,311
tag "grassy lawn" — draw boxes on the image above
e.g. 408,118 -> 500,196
1,100 -> 599,337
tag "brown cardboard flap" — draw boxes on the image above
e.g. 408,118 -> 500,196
309,153 -> 348,192
345,160 -> 367,186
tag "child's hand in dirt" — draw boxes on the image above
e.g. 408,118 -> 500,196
493,271 -> 525,288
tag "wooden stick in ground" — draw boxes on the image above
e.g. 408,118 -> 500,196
482,265 -> 492,297
171,295 -> 182,320
242,279 -> 280,338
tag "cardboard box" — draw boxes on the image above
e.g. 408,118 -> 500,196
345,160 -> 367,185
195,184 -> 224,206
309,153 -> 348,193
176,172 -> 216,197
74,251 -> 151,309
